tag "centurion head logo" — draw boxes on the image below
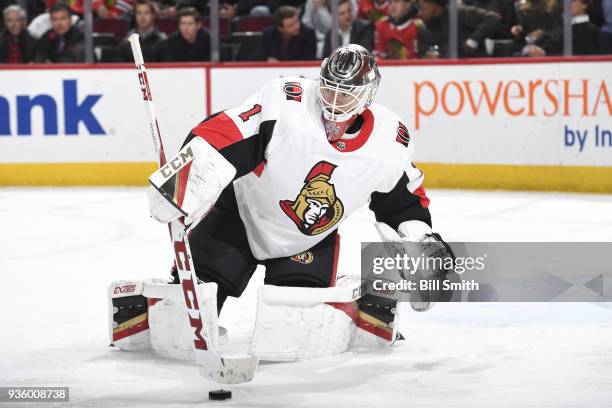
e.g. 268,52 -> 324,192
279,161 -> 344,236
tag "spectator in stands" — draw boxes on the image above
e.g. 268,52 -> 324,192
175,0 -> 207,15
156,6 -> 210,61
258,5 -> 317,61
358,0 -> 389,22
417,0 -> 501,57
303,0 -> 332,46
510,0 -> 562,56
374,0 -> 420,59
154,0 -> 177,18
0,0 -> 45,31
323,0 -> 374,56
526,0 -> 601,55
569,0 -> 601,54
48,0 -> 85,17
220,0 -> 272,18
304,0 -> 361,57
266,0 -> 310,13
28,1 -> 81,39
0,5 -> 35,63
93,0 -> 134,19
117,0 -> 166,61
0,1 -> 9,32
33,2 -> 85,62
462,0 -> 517,39
599,0 -> 612,52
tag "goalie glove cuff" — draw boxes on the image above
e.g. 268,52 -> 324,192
397,220 -> 433,242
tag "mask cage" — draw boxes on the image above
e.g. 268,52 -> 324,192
317,76 -> 374,122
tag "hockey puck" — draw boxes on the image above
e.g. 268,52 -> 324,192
209,389 -> 232,401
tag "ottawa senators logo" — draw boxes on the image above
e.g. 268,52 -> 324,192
283,82 -> 303,102
290,251 -> 314,264
280,161 -> 344,236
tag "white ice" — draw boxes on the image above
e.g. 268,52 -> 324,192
1,188 -> 611,407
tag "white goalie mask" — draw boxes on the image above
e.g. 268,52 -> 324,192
318,44 -> 381,123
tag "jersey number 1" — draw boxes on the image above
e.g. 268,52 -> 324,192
239,104 -> 262,122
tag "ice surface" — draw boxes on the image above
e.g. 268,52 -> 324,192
0,188 -> 611,407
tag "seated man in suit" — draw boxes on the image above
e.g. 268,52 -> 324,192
258,5 -> 317,61
323,0 -> 375,56
33,2 -> 85,63
117,0 -> 167,62
156,7 -> 210,62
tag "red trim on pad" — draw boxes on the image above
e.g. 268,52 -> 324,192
356,316 -> 394,342
113,319 -> 149,342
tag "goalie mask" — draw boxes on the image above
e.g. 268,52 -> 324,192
318,44 -> 381,141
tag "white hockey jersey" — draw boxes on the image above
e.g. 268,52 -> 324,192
189,77 -> 430,260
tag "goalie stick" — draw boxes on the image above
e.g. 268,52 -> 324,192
128,34 -> 258,384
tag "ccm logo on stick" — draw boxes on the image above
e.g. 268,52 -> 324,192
174,240 -> 207,351
137,67 -> 152,101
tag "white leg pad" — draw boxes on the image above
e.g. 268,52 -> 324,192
148,297 -> 197,360
249,277 -> 362,361
109,279 -> 224,359
145,280 -> 224,360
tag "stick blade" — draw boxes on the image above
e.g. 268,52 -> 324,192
198,351 -> 259,384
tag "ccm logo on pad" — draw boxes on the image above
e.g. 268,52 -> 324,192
160,146 -> 194,178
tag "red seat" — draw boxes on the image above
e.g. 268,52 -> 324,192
236,16 -> 273,32
156,18 -> 178,36
93,18 -> 129,38
201,18 -> 231,38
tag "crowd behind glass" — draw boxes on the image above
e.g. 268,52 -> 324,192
1,0 -> 610,63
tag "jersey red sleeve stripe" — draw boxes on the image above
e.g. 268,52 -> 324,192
412,185 -> 430,209
190,112 -> 243,150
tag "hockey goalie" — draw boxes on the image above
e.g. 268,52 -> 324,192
109,44 -> 452,366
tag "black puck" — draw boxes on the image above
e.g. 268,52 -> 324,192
209,389 -> 232,401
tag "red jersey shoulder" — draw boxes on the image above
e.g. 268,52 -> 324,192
191,112 -> 244,149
